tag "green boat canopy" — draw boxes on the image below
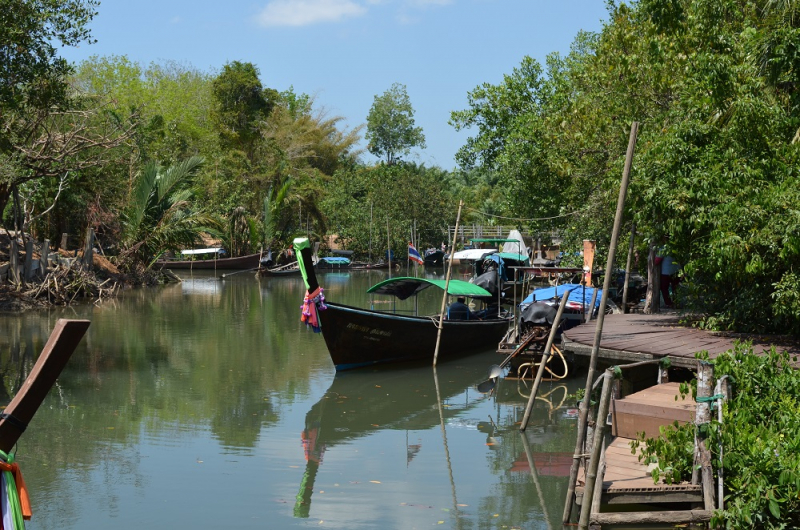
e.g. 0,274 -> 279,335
366,277 -> 492,301
497,252 -> 530,264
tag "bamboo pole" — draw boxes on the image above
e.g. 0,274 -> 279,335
578,368 -> 613,530
387,217 -> 392,278
590,442 -> 606,515
433,200 -> 463,366
563,121 -> 638,524
433,367 -> 461,527
622,222 -> 636,313
520,432 -> 553,530
520,291 -> 570,431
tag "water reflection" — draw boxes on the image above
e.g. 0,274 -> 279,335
0,271 -> 584,529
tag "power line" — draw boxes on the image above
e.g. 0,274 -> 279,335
464,206 -> 583,222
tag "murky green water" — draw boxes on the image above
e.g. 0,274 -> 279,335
0,270 -> 582,529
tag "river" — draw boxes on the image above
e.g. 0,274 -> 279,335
0,269 -> 581,529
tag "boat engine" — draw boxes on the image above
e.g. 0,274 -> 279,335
517,301 -> 559,353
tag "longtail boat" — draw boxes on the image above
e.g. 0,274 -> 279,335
293,237 -> 510,371
0,319 -> 90,528
156,248 -> 262,270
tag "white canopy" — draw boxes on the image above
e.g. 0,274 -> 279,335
447,248 -> 497,261
180,248 -> 225,256
501,230 -> 528,258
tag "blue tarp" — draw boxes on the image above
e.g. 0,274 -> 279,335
520,284 -> 602,309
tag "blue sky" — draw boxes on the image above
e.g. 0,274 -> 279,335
60,0 -> 610,169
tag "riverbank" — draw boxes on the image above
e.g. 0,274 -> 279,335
0,233 -> 176,311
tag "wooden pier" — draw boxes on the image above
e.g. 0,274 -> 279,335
575,383 -> 703,508
558,313 -> 799,526
562,312 -> 800,369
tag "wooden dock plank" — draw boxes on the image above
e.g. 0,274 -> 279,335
562,312 -> 800,368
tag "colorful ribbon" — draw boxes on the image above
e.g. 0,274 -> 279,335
301,287 -> 327,333
0,449 -> 31,530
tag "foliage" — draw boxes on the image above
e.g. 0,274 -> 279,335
120,156 -> 221,267
632,344 -> 800,528
211,61 -> 277,160
451,0 -> 800,335
365,83 -> 426,165
0,0 -> 98,119
262,178 -> 292,251
322,163 -> 452,259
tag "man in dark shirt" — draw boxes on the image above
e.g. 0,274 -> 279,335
447,297 -> 471,320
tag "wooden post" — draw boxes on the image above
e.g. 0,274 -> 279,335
40,239 -> 50,277
23,237 -> 34,282
622,222 -> 636,313
9,238 -> 20,284
578,368 -> 614,530
586,288 -> 599,323
433,200 -> 463,366
693,361 -> 715,511
82,227 -> 95,270
520,291 -> 570,431
60,232 -> 68,250
658,361 -> 670,384
564,121 -> 639,524
582,240 -> 596,286
0,320 -> 90,452
692,361 -> 713,484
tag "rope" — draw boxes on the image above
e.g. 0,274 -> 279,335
0,449 -> 31,529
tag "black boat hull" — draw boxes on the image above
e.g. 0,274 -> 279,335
320,302 -> 510,370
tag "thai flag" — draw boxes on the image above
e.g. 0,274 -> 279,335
408,243 -> 424,264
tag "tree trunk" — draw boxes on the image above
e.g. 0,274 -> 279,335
0,183 -> 10,221
644,244 -> 661,313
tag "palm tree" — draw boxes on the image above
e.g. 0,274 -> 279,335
121,156 -> 221,267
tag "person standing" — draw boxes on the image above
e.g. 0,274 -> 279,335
659,253 -> 680,307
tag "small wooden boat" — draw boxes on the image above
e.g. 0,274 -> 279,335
315,256 -> 351,270
258,260 -> 302,276
423,248 -> 445,266
349,260 -> 391,270
157,249 -> 261,270
294,237 -> 511,371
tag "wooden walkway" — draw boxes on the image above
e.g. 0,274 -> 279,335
576,383 -> 703,509
562,312 -> 800,369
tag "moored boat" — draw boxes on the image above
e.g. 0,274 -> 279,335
294,237 -> 511,371
258,260 -> 302,276
157,248 -> 261,270
315,256 -> 351,270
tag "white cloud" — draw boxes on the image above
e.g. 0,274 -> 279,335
406,0 -> 453,5
255,0 -> 367,27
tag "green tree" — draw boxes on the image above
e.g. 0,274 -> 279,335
322,163 -> 451,258
211,61 -> 277,161
120,156 -> 221,267
451,0 -> 800,335
365,83 -> 425,164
